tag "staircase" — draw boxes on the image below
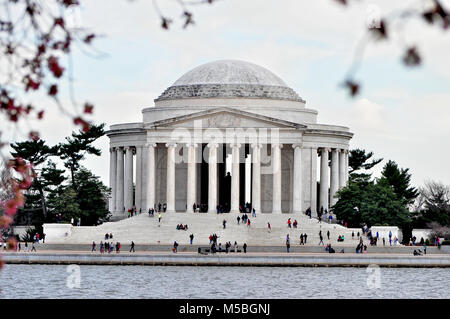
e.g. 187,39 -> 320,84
52,211 -> 367,246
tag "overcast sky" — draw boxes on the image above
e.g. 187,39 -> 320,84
3,0 -> 450,189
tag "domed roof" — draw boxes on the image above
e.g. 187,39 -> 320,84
155,60 -> 304,103
172,60 -> 287,86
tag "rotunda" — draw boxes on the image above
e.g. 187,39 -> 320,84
107,60 -> 353,220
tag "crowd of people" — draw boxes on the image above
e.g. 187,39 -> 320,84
127,206 -> 141,218
192,203 -> 208,213
90,235 -> 136,253
176,224 -> 188,230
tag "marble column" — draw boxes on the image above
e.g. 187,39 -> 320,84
292,144 -> 302,214
230,143 -> 241,213
109,147 -> 117,212
345,150 -> 349,185
135,146 -> 142,213
310,147 -> 318,217
186,143 -> 197,212
319,147 -> 330,213
166,143 -> 177,213
339,149 -> 346,189
272,143 -> 283,214
124,146 -> 134,212
115,147 -> 124,213
330,149 -> 339,207
251,144 -> 261,214
208,143 -> 219,213
146,143 -> 156,212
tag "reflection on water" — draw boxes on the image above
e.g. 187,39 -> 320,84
0,264 -> 448,299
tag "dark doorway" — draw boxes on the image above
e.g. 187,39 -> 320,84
218,144 -> 231,212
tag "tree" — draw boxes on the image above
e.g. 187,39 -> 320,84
72,167 -> 110,226
10,139 -> 58,167
333,181 -> 411,228
414,181 -> 450,227
10,139 -> 59,218
58,123 -> 105,186
48,187 -> 81,223
378,160 -> 419,206
348,148 -> 383,183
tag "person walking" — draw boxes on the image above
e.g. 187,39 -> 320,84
91,241 -> 96,252
173,241 -> 179,253
130,241 -> 135,252
304,233 -> 308,244
267,222 -> 271,233
286,235 -> 291,253
327,230 -> 330,240
243,243 -> 247,253
189,234 -> 194,245
247,219 -> 251,228
223,219 -> 227,229
318,231 -> 324,245
237,216 -> 240,224
287,218 -> 292,228
158,213 -> 162,224
31,242 -> 36,252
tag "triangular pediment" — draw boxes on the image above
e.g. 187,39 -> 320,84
147,107 -> 305,129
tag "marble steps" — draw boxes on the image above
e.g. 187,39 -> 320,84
62,212 -> 366,245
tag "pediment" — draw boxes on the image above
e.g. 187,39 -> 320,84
147,107 -> 305,129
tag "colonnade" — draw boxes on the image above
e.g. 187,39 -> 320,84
109,144 -> 349,216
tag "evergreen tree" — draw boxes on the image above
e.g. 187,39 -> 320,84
58,123 -> 105,186
333,181 -> 411,228
348,148 -> 383,182
378,160 -> 419,206
73,167 -> 110,225
10,139 -> 59,220
48,187 -> 81,223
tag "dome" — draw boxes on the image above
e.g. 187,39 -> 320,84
155,60 -> 304,103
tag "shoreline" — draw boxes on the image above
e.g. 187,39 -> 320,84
2,251 -> 450,268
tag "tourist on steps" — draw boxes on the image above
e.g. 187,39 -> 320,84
130,241 -> 135,252
286,235 -> 291,253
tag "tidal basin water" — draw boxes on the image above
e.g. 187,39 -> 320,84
0,264 -> 449,299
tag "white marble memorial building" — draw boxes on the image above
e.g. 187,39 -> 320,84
107,60 -> 353,221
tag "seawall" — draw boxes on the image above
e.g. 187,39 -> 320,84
2,252 -> 450,268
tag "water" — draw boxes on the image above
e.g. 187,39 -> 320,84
0,264 -> 448,299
